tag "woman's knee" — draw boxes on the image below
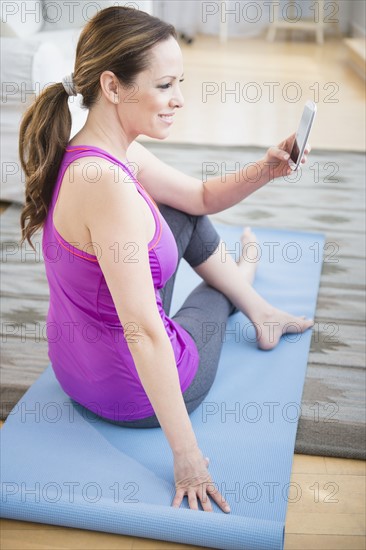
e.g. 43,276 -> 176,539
185,219 -> 220,267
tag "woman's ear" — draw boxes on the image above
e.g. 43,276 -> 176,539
99,71 -> 121,104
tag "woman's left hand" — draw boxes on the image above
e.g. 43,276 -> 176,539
262,132 -> 311,180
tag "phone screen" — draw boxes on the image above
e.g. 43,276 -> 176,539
290,102 -> 316,170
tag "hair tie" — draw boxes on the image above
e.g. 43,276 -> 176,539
62,73 -> 77,97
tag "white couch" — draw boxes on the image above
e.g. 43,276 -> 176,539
1,0 -> 152,203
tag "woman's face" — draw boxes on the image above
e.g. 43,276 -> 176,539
118,36 -> 185,140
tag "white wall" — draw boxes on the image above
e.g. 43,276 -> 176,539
42,1 -> 153,30
0,1 -> 154,36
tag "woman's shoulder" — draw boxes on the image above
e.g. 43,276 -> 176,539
66,138 -> 147,183
61,148 -> 139,220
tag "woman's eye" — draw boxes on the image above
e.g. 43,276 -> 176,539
159,79 -> 184,90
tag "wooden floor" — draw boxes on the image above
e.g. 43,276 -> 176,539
1,33 -> 365,550
139,33 -> 366,152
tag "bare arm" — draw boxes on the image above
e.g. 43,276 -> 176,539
80,158 -> 197,453
126,140 -> 272,214
127,135 -> 310,215
76,157 -> 231,512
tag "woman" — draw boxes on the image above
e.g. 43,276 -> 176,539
19,6 -> 313,514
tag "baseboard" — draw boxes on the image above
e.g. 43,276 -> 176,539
344,37 -> 366,80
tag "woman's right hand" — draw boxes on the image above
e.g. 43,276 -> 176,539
172,447 -> 231,513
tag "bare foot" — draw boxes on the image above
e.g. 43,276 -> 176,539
255,308 -> 314,351
237,226 -> 259,285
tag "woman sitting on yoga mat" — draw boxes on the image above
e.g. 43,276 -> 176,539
18,6 -> 313,515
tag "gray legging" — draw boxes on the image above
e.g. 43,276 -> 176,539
99,204 -> 238,428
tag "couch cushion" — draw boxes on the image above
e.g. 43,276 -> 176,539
0,1 -> 44,37
0,36 -> 80,204
28,27 -> 82,73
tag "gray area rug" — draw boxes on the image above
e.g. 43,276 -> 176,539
1,143 -> 365,459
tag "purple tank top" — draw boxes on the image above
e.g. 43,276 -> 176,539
42,144 -> 199,421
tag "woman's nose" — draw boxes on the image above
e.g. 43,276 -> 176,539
170,87 -> 184,109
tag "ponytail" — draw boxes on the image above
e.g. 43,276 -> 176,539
19,82 -> 72,251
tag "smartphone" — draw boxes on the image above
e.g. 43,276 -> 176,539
289,100 -> 317,171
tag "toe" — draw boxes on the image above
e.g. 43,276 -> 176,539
242,226 -> 251,238
241,226 -> 256,243
300,318 -> 314,331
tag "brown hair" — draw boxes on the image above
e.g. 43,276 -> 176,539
19,6 -> 177,250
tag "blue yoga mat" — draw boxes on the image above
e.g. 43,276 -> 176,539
0,225 -> 324,550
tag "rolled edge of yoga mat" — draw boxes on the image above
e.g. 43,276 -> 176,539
0,373 -> 285,550
0,494 -> 284,550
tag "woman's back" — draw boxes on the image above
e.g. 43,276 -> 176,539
42,144 -> 199,422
